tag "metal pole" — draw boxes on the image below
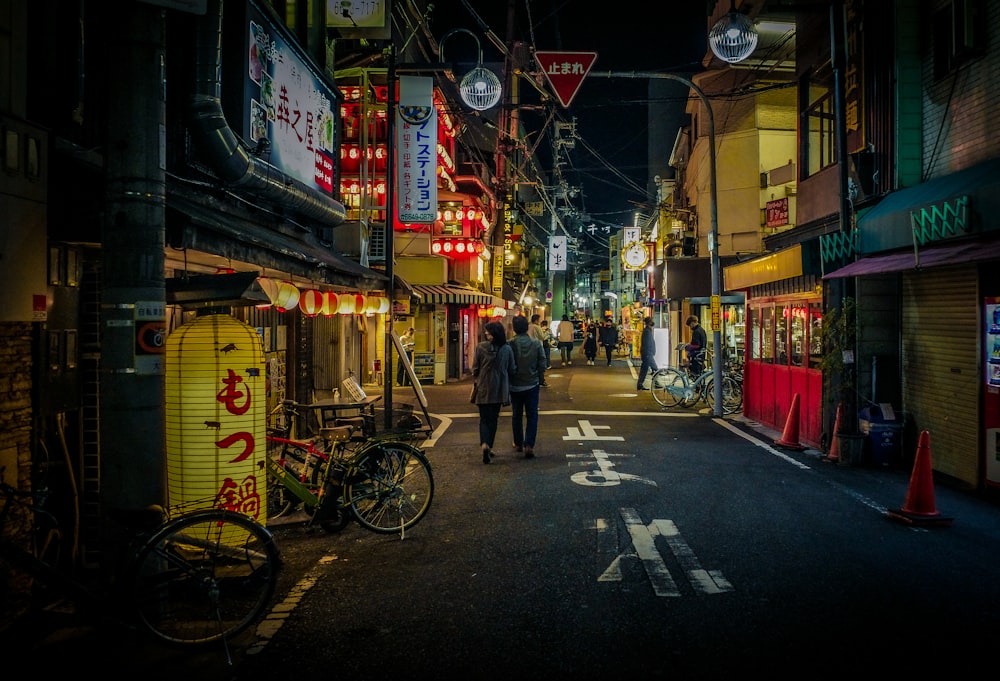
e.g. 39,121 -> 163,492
383,9 -> 396,432
591,71 -> 722,416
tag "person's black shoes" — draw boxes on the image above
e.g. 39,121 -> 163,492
482,446 -> 493,464
524,446 -> 535,459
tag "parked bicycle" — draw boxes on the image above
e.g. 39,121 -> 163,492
0,474 -> 281,659
649,350 -> 743,414
266,399 -> 434,538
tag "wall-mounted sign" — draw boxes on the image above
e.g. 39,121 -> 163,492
243,2 -> 337,194
765,197 -> 789,228
395,76 -> 437,223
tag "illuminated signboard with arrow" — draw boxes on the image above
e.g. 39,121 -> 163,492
534,51 -> 598,108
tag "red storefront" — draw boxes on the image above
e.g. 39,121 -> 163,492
725,245 -> 824,449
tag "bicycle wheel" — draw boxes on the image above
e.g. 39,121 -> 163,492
345,441 -> 434,535
651,368 -> 688,407
128,508 -> 281,646
704,375 -> 743,415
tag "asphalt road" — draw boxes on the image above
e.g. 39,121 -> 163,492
20,357 -> 1000,679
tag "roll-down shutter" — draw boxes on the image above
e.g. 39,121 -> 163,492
901,266 -> 979,486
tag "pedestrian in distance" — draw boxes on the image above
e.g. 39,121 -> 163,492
396,326 -> 415,386
529,314 -> 551,381
508,315 -> 547,458
599,318 -> 619,367
557,314 -> 575,366
539,317 -> 553,369
636,317 -> 657,390
583,322 -> 598,365
471,320 -> 516,464
685,315 -> 708,375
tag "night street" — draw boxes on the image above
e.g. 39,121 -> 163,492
25,360 -> 1000,679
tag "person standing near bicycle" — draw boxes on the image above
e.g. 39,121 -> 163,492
472,320 -> 516,464
508,314 -> 547,458
685,315 -> 708,374
636,316 -> 657,391
599,318 -> 619,367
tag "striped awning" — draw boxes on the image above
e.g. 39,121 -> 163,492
411,284 -> 507,307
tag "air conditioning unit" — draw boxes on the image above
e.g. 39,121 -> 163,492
784,183 -> 797,196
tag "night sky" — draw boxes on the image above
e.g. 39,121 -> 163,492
431,1 -> 707,216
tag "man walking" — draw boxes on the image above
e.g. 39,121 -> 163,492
599,318 -> 618,367
508,315 -> 547,458
557,314 -> 575,366
636,317 -> 657,390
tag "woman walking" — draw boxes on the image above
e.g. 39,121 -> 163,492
471,320 -> 516,464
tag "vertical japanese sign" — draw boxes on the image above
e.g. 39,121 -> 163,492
548,236 -> 567,272
396,76 -> 437,223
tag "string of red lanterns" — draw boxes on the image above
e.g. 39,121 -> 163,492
255,277 -> 390,317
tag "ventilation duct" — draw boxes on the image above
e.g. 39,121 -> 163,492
188,0 -> 346,226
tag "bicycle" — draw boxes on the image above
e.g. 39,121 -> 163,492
0,475 -> 281,658
649,350 -> 743,414
266,399 -> 434,538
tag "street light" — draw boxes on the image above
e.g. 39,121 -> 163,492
592,71 -> 722,415
383,26 -> 504,429
438,28 -> 502,111
586,12 -> 757,416
709,3 -> 759,64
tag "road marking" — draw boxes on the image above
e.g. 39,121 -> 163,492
246,554 -> 340,655
563,419 -> 624,441
570,449 -> 657,487
595,508 -> 734,597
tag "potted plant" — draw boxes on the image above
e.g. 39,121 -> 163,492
820,297 -> 864,464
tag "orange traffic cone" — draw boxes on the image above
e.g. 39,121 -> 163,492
887,430 -> 952,527
774,393 -> 806,450
823,402 -> 845,463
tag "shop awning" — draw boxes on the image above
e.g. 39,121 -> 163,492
823,238 -> 1000,278
857,157 -> 1000,246
167,186 -> 386,290
412,284 -> 506,307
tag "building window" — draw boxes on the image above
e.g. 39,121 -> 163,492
799,62 -> 836,179
933,0 -> 987,80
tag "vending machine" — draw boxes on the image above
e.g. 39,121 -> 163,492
984,297 -> 1000,487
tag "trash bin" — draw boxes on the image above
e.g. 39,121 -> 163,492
859,405 -> 902,466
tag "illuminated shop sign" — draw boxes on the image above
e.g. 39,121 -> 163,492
243,1 -> 338,193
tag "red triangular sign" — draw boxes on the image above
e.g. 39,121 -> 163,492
534,51 -> 598,108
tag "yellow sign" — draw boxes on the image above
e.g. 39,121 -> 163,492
710,295 -> 721,331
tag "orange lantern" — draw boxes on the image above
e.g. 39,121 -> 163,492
164,313 -> 266,522
352,293 -> 367,314
298,289 -> 324,317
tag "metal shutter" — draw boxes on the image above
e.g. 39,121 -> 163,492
901,266 -> 979,486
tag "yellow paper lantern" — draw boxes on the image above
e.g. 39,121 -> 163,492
165,313 -> 266,523
256,277 -> 280,308
323,291 -> 339,316
273,281 -> 300,312
338,293 -> 357,314
374,296 -> 390,314
298,288 -> 324,317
